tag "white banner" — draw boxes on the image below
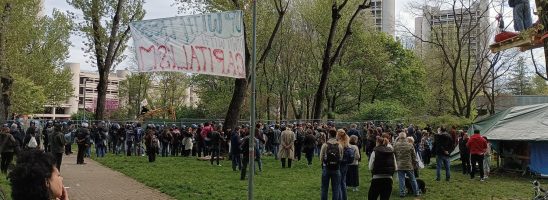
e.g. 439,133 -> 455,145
130,11 -> 246,78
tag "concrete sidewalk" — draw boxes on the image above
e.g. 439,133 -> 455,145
60,154 -> 174,200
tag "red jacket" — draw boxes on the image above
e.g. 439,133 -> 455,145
466,134 -> 487,155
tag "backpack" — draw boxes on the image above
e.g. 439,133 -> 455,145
342,146 -> 356,164
135,128 -> 143,142
325,143 -> 341,170
27,135 -> 38,148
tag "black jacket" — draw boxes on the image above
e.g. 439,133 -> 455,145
371,146 -> 395,175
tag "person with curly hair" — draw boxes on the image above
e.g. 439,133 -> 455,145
9,150 -> 69,200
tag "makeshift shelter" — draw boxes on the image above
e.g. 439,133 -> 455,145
468,103 -> 548,176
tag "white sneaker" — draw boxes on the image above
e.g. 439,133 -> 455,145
480,178 -> 485,182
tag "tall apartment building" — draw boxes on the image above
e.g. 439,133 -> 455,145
414,0 -> 490,58
33,63 -> 129,119
370,0 -> 395,37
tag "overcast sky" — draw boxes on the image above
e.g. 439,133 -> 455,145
45,0 -> 543,71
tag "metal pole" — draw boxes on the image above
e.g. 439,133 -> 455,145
248,1 -> 257,200
83,78 -> 87,121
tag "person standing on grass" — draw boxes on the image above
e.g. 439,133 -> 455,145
337,129 -> 351,200
144,126 -> 158,162
0,126 -> 16,174
240,130 -> 261,180
231,127 -> 242,171
303,128 -> 317,166
394,132 -> 420,197
271,124 -> 281,160
320,128 -> 343,200
433,127 -> 453,181
459,133 -> 471,174
368,137 -> 396,200
279,125 -> 296,168
49,122 -> 66,172
467,129 -> 488,181
483,136 -> 491,178
209,125 -> 224,166
347,135 -> 361,192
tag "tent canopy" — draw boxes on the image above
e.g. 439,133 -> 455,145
470,103 -> 548,141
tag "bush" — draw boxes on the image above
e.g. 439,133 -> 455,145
71,110 -> 95,121
176,106 -> 207,119
355,101 -> 411,121
407,115 -> 472,129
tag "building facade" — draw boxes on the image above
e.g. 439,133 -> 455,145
33,63 -> 129,119
414,0 -> 490,58
370,0 -> 395,37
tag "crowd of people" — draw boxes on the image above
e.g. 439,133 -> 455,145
0,119 -> 493,200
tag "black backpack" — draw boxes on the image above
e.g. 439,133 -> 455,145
342,146 -> 356,164
325,143 -> 340,170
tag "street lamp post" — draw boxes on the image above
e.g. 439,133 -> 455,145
83,78 -> 87,121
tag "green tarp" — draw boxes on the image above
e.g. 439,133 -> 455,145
470,103 -> 548,141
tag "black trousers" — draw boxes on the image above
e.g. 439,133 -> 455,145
281,158 -> 292,168
241,157 -> 249,180
54,153 -> 63,172
65,144 -> 72,155
294,144 -> 302,161
470,154 -> 485,179
304,148 -> 314,165
0,152 -> 14,174
147,147 -> 156,162
210,148 -> 220,165
368,178 -> 392,200
461,153 -> 471,174
77,144 -> 86,164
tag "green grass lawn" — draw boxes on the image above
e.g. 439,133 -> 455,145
93,153 -> 547,200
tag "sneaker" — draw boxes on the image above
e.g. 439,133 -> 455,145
480,178 -> 485,182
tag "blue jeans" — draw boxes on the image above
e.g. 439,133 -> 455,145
397,170 -> 419,196
321,167 -> 341,200
271,144 -> 279,159
513,1 -> 532,31
436,155 -> 451,180
96,144 -> 106,157
232,153 -> 242,171
339,165 -> 348,200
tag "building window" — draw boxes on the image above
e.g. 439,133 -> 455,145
55,107 -> 66,114
79,97 -> 84,104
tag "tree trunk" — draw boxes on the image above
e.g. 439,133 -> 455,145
95,70 -> 109,120
540,0 -> 548,72
313,1 -> 369,121
313,5 -> 340,122
225,78 -> 248,128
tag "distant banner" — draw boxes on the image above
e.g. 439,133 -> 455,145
130,10 -> 245,78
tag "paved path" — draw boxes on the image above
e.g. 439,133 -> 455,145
60,154 -> 174,200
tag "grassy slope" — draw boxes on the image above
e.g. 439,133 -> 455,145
95,154 -> 547,200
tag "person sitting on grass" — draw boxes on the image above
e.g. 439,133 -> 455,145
9,150 -> 69,200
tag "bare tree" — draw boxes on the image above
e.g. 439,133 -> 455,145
405,0 -> 512,118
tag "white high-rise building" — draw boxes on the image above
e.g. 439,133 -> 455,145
370,0 -> 395,37
414,0 -> 490,58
